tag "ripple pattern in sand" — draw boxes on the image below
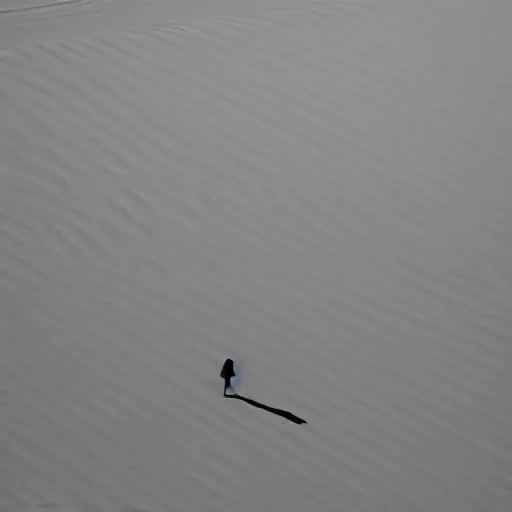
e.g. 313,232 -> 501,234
1,2 -> 511,512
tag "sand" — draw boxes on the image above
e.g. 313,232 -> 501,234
1,1 -> 511,511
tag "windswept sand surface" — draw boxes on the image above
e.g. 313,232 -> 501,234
1,1 -> 512,511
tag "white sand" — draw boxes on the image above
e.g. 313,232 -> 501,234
1,1 -> 511,511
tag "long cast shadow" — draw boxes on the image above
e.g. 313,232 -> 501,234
226,393 -> 307,425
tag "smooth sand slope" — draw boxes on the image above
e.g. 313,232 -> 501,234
1,1 -> 512,511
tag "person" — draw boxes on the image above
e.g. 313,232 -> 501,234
220,358 -> 236,396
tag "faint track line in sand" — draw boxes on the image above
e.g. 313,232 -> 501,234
0,0 -> 92,15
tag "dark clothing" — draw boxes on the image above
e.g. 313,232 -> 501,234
220,358 -> 235,380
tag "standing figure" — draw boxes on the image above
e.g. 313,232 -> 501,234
220,358 -> 236,396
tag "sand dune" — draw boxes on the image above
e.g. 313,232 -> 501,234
1,1 -> 511,511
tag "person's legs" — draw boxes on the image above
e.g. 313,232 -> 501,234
224,377 -> 237,396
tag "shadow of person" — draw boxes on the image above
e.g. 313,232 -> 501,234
225,393 -> 307,425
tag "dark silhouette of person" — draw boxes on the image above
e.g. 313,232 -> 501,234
220,358 -> 236,396
220,357 -> 306,424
